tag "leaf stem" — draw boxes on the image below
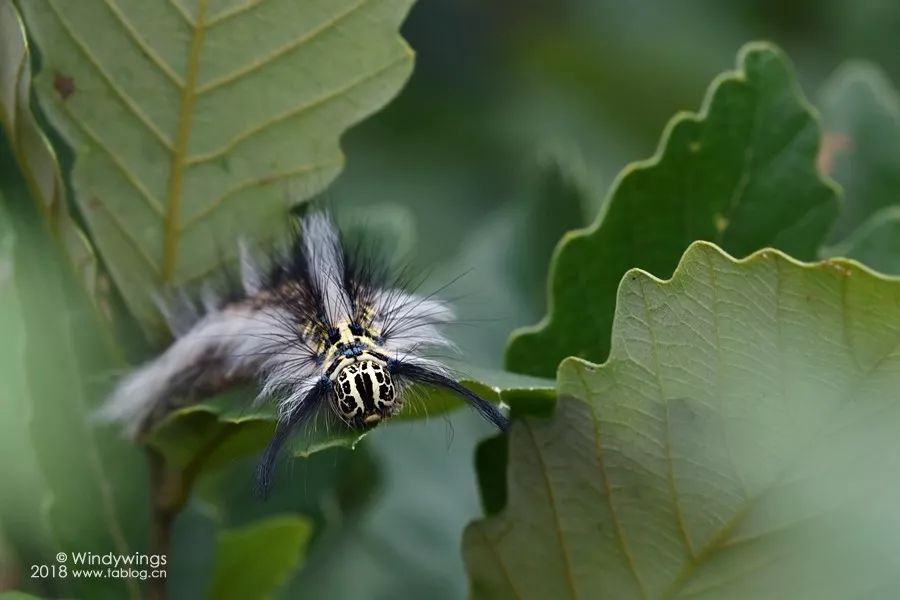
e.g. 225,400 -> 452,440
145,423 -> 240,599
147,448 -> 182,600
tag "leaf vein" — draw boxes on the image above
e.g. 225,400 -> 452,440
196,0 -> 369,94
102,0 -> 185,87
162,0 -> 209,280
471,523 -> 524,600
637,276 -> 696,560
92,198 -> 162,276
185,53 -> 408,166
704,250 -> 751,497
658,308 -> 898,598
524,420 -> 579,600
57,100 -> 165,216
582,369 -> 648,599
46,0 -> 177,151
205,0 -> 264,29
180,159 -> 341,232
167,0 -> 194,26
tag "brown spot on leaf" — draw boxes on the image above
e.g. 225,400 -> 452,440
53,72 -> 75,100
817,132 -> 851,176
714,213 -> 729,234
823,259 -> 852,276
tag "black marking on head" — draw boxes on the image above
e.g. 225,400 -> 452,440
324,360 -> 341,378
367,350 -> 389,362
338,395 -> 357,415
332,361 -> 396,426
378,378 -> 395,405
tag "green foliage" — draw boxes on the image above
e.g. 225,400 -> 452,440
147,404 -> 276,471
474,433 -> 507,516
819,62 -> 900,273
1,9 -> 142,594
0,0 -> 97,296
819,62 -> 900,244
467,242 -> 900,599
18,0 -> 417,327
506,43 -> 840,377
5,0 -> 900,597
827,206 -> 900,275
144,369 -> 550,489
0,592 -> 42,600
207,515 -> 311,600
146,400 -> 361,474
0,192 -> 49,565
0,152 -> 145,600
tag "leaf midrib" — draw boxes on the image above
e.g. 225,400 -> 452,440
162,0 -> 208,281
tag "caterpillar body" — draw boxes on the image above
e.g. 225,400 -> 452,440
100,212 -> 508,495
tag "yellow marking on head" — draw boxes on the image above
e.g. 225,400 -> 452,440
319,319 -> 384,373
359,303 -> 376,328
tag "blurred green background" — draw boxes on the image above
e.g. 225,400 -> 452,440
4,0 -> 900,598
333,0 -> 900,363
298,1 -> 900,597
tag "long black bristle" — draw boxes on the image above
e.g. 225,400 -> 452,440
268,218 -> 334,331
388,360 -> 510,431
254,377 -> 331,499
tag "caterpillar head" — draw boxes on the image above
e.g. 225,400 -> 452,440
332,360 -> 397,427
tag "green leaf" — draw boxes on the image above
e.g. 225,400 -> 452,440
0,0 -> 98,296
146,403 -> 275,471
422,368 -> 554,414
474,433 -> 507,516
826,206 -> 900,274
0,592 -> 44,600
19,0 -> 417,326
0,190 -> 50,566
207,515 -> 312,600
471,387 -> 556,520
145,400 -> 363,473
818,61 -> 900,243
506,42 -> 839,377
0,149 -> 145,599
467,241 -> 900,599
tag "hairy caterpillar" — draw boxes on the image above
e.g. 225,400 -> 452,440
100,212 -> 508,495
